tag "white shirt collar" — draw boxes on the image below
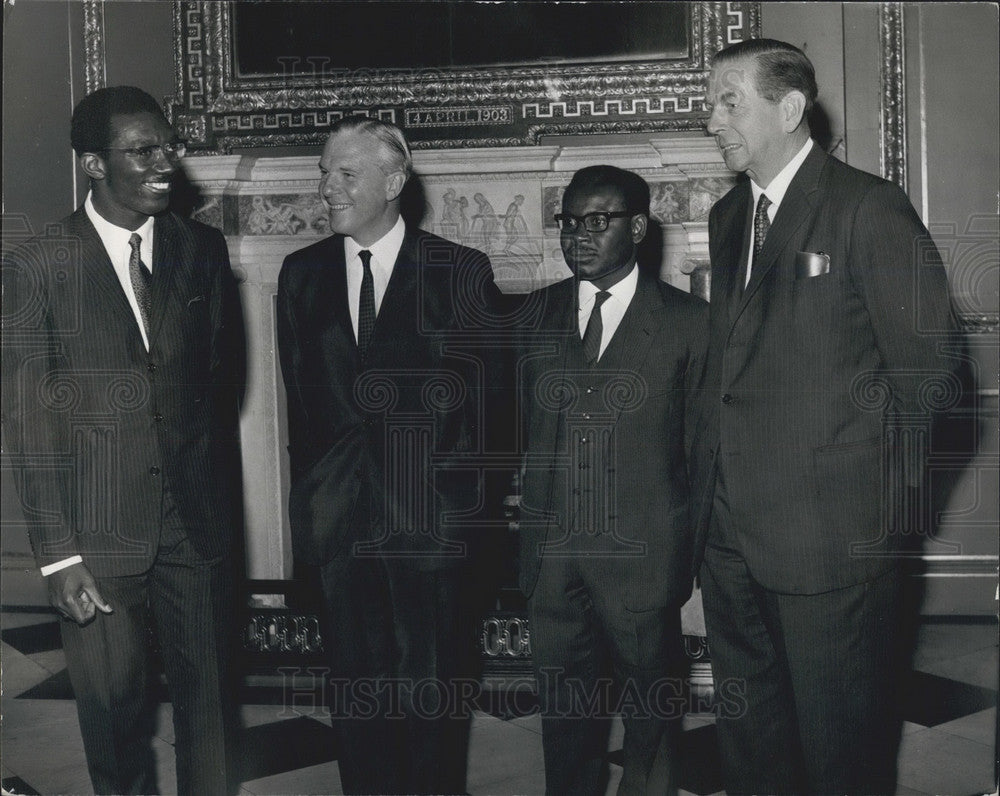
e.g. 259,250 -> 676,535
343,215 -> 406,274
751,137 -> 814,210
577,262 -> 639,308
84,191 -> 155,269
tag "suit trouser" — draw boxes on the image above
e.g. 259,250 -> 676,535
318,552 -> 473,795
529,555 -> 684,796
60,493 -> 233,796
700,466 -> 900,795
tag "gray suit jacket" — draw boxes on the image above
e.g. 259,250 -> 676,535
2,208 -> 245,577
692,144 -> 959,593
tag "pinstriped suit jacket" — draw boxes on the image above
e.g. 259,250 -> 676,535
691,144 -> 959,594
1,208 -> 245,577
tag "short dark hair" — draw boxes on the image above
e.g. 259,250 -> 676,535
713,38 -> 818,113
327,116 -> 413,181
70,86 -> 167,155
563,165 -> 651,216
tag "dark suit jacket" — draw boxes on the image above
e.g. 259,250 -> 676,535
517,270 -> 708,611
692,144 -> 958,594
1,208 -> 245,577
277,227 -> 498,571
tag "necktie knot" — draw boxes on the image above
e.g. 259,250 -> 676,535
358,249 -> 373,270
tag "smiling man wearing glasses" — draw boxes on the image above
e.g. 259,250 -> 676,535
517,165 -> 707,795
2,86 -> 245,794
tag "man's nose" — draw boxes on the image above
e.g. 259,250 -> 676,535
152,151 -> 177,175
322,174 -> 342,196
706,106 -> 724,136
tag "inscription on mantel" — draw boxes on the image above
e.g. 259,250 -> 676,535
405,106 -> 514,128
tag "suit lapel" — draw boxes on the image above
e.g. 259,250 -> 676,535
69,209 -> 145,340
378,229 -> 421,329
149,213 -> 188,346
737,144 -> 827,313
324,236 -> 356,353
711,182 -> 751,325
599,271 -> 663,428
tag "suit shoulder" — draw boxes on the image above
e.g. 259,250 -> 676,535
2,211 -> 80,270
279,235 -> 342,289
823,154 -> 886,189
412,228 -> 490,265
709,179 -> 747,222
655,278 -> 708,316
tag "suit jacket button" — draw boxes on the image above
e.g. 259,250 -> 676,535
149,466 -> 160,476
722,393 -> 734,404
153,413 -> 163,422
147,362 -> 156,373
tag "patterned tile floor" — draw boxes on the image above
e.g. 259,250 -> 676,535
1,609 -> 996,796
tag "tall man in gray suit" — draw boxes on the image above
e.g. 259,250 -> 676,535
518,166 -> 707,795
2,86 -> 245,795
694,39 -> 958,794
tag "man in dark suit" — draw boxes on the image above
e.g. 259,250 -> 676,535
276,117 -> 501,795
695,39 -> 958,794
1,86 -> 245,794
518,166 -> 707,795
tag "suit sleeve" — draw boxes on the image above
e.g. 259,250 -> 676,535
206,227 -> 246,429
275,259 -> 311,482
848,180 -> 959,414
1,242 -> 79,568
683,298 -> 710,463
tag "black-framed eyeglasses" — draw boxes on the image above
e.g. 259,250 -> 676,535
99,141 -> 187,165
554,210 -> 635,234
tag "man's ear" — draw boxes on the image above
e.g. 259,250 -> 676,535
781,90 -> 808,132
79,152 -> 107,182
385,171 -> 406,202
631,213 -> 648,244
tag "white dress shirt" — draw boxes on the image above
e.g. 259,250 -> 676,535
577,263 -> 639,360
746,137 -> 814,285
84,192 -> 155,350
343,216 -> 405,341
42,197 -> 156,577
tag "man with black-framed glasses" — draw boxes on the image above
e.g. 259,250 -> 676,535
2,85 -> 245,794
516,165 -> 708,795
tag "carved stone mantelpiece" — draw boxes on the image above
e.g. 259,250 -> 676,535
179,136 -> 729,584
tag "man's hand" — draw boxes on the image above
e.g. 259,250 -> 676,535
47,563 -> 113,625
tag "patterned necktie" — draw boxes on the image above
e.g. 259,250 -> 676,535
128,233 -> 152,337
581,290 -> 612,365
747,193 -> 772,286
357,249 -> 376,358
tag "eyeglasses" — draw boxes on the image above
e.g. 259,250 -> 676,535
554,210 -> 636,234
99,141 -> 187,165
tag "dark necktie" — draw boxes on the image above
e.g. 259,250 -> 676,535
357,249 -> 376,358
128,232 -> 152,337
581,290 -> 612,365
747,193 -> 772,286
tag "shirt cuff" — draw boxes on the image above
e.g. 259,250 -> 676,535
40,555 -> 83,577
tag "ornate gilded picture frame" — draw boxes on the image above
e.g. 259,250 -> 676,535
168,1 -> 760,152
